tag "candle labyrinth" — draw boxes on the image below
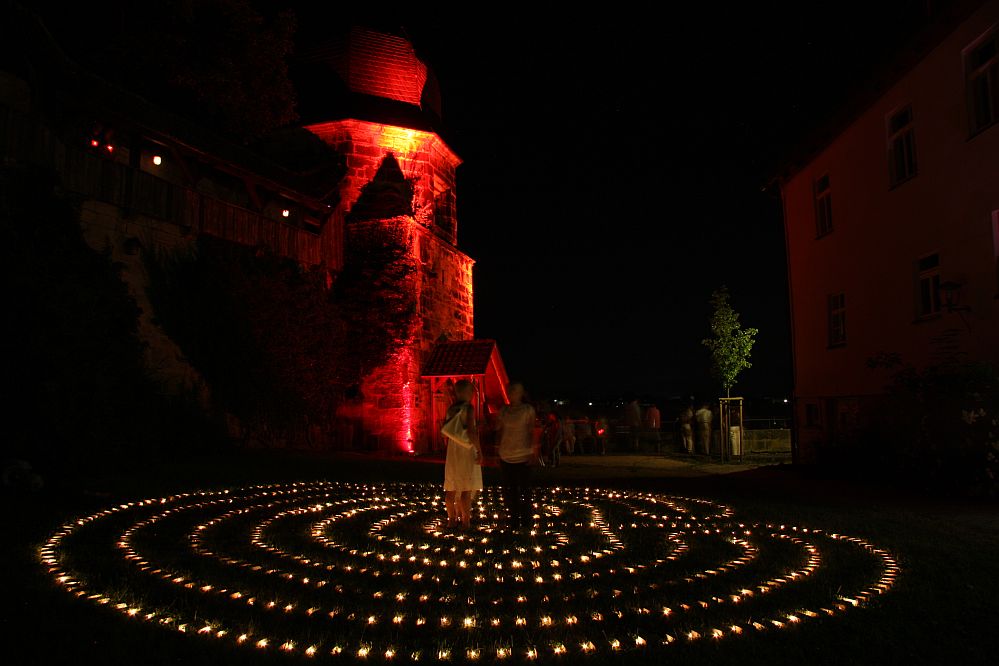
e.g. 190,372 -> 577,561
40,481 -> 899,661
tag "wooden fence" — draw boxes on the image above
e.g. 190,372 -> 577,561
1,103 -> 339,269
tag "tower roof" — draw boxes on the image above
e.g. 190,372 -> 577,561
293,26 -> 443,132
422,340 -> 500,378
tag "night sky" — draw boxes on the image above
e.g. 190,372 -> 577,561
38,1 -> 944,406
277,2 -> 938,405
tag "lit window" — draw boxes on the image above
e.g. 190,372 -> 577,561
966,29 -> 999,135
827,293 -> 846,347
887,105 -> 917,187
813,174 -> 833,238
281,209 -> 290,218
152,155 -> 162,166
916,253 -> 941,318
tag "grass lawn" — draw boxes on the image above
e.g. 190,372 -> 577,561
3,448 -> 997,665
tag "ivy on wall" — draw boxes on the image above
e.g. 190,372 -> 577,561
145,223 -> 417,446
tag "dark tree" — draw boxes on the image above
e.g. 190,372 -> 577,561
1,165 -> 222,470
145,225 -> 417,446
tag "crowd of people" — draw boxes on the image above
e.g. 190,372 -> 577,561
439,381 -> 722,530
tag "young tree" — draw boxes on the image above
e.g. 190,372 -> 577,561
701,286 -> 758,397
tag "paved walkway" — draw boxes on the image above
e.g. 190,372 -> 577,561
542,453 -> 774,479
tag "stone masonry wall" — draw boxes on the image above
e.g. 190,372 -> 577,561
349,218 -> 474,452
305,119 -> 461,245
313,117 -> 473,452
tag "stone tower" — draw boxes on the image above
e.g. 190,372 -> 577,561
301,26 -> 474,452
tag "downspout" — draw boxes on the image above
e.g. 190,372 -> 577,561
776,180 -> 800,465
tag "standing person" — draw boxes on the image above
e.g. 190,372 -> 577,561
679,403 -> 695,454
574,416 -> 594,454
540,411 -> 562,467
561,413 -> 576,454
594,415 -> 609,455
442,380 -> 483,529
695,401 -> 714,455
645,403 -> 662,454
496,381 -> 536,530
623,397 -> 642,452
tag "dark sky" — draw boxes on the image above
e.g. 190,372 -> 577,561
278,2 -> 943,405
35,0 -> 949,405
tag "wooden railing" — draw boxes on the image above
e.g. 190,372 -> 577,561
1,103 -> 339,269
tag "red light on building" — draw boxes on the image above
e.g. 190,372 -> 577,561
105,144 -> 114,153
90,139 -> 99,147
306,27 -> 481,453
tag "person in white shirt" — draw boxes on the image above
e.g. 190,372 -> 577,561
442,380 -> 483,528
695,402 -> 714,455
679,404 -> 695,454
495,382 -> 536,530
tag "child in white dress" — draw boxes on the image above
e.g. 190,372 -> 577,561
443,380 -> 483,528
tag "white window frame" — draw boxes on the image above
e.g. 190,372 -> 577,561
916,252 -> 941,319
965,26 -> 999,136
887,104 -> 918,187
814,174 -> 833,238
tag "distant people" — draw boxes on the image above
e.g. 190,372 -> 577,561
442,380 -> 483,529
727,404 -> 743,458
695,401 -> 714,455
623,398 -> 642,452
574,417 -> 594,454
594,416 -> 609,455
645,403 -> 662,453
562,414 -> 577,454
540,411 -> 562,467
678,404 -> 695,454
496,382 -> 536,530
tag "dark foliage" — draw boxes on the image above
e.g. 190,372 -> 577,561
833,359 -> 999,497
0,164 -> 225,473
336,221 -> 419,375
145,227 -> 417,446
348,156 -> 415,222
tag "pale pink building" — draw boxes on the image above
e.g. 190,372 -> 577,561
775,2 -> 999,462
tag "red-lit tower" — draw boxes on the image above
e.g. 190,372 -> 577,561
301,27 -> 474,452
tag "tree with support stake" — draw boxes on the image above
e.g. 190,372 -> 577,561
702,286 -> 758,461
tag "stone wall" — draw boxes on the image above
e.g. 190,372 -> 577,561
351,218 -> 474,452
305,119 -> 461,244
315,115 -> 473,453
743,428 -> 792,453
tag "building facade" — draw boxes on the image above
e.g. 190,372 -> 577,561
776,2 -> 999,462
302,27 -> 479,453
0,7 -> 345,407
3,10 -> 490,454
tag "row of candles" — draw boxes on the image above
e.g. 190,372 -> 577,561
41,481 -> 900,661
